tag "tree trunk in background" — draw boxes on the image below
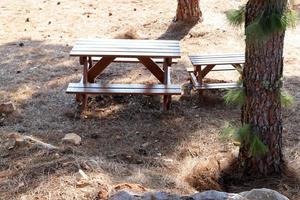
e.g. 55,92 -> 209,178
239,0 -> 287,175
175,0 -> 202,22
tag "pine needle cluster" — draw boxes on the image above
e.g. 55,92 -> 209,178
221,123 -> 268,157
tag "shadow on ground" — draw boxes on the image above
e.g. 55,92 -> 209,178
158,21 -> 197,40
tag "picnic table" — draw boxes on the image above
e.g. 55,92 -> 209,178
187,53 -> 245,91
66,38 -> 182,111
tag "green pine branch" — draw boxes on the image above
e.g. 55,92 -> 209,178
226,6 -> 246,26
280,90 -> 294,108
220,123 -> 268,157
224,87 -> 246,107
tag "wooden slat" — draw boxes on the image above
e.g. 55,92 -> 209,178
70,51 -> 181,58
75,43 -> 180,48
187,66 -> 237,72
66,83 -> 182,95
68,83 -> 181,89
189,53 -> 244,58
191,60 -> 244,65
72,47 -> 181,53
195,82 -> 242,90
92,57 -> 178,64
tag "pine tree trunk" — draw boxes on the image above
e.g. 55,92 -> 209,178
175,0 -> 202,22
239,0 -> 287,175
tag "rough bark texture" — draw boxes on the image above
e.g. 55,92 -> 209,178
175,0 -> 202,22
239,0 -> 287,175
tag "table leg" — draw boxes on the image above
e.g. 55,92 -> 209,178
163,58 -> 172,111
195,65 -> 204,96
81,56 -> 88,112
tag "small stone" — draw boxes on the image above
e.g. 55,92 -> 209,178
48,21 -> 51,25
54,153 -> 60,159
162,158 -> 173,163
77,169 -> 89,180
25,18 -> 29,22
62,133 -> 81,145
133,8 -> 137,11
141,142 -> 149,148
57,2 -> 60,5
109,12 -> 112,16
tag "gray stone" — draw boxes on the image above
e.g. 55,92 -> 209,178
142,192 -> 181,200
109,191 -> 139,200
62,133 -> 81,145
240,188 -> 289,200
192,190 -> 229,200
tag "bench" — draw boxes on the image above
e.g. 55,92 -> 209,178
187,53 -> 244,91
67,83 -> 182,95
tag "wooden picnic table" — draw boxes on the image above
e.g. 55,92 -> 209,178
66,38 -> 182,111
187,53 -> 245,90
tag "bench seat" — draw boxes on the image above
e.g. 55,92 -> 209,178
194,83 -> 242,90
91,57 -> 178,64
189,54 -> 245,66
186,66 -> 237,72
66,83 -> 182,95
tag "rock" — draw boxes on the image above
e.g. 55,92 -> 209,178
142,192 -> 181,200
62,133 -> 81,145
108,189 -> 288,200
240,188 -> 289,200
192,191 -> 246,200
0,102 -> 16,114
109,191 -> 137,200
77,169 -> 89,180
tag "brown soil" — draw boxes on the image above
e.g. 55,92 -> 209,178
0,0 -> 299,199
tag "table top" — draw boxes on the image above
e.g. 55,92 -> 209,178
70,38 -> 181,58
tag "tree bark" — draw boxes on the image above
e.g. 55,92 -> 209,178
239,0 -> 287,175
175,0 -> 202,22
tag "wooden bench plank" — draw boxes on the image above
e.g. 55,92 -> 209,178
194,82 -> 242,90
66,83 -> 182,95
91,57 -> 178,64
72,47 -> 181,54
74,43 -> 180,49
190,58 -> 244,64
70,51 -> 181,58
189,53 -> 244,58
68,83 -> 181,89
187,66 -> 237,72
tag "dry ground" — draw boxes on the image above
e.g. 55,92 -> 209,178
0,0 -> 299,199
